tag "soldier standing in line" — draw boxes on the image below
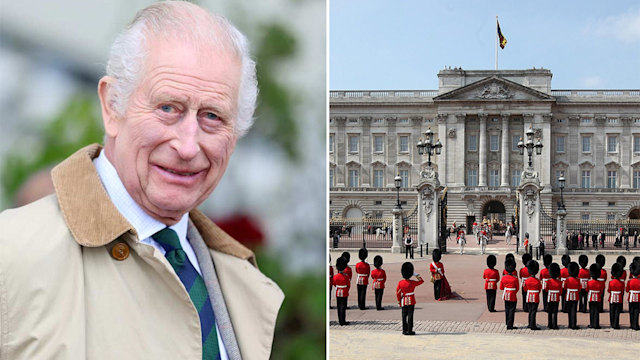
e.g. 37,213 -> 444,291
540,254 -> 553,312
596,254 -> 608,313
370,255 -> 386,311
608,263 -> 625,329
626,262 -> 640,330
396,262 -> 424,335
578,255 -> 590,313
430,249 -> 445,300
355,248 -> 370,310
523,260 -> 542,330
341,251 -> 353,283
564,262 -> 582,329
520,253 -> 532,312
483,255 -> 500,312
333,256 -> 351,326
560,254 -> 571,313
587,263 -> 604,329
500,259 -> 519,330
546,263 -> 562,329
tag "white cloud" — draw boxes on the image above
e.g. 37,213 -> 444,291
585,7 -> 640,43
580,76 -> 606,88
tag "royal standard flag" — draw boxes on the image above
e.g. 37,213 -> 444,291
497,20 -> 507,49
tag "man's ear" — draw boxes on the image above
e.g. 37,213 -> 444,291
98,76 -> 120,137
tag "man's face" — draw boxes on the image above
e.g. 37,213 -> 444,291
102,37 -> 241,224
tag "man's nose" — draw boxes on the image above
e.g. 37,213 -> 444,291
172,112 -> 200,160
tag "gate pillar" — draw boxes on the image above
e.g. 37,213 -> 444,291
556,207 -> 568,255
517,168 -> 542,250
391,207 -> 403,253
417,167 -> 443,252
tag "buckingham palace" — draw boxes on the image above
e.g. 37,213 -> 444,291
329,68 -> 640,230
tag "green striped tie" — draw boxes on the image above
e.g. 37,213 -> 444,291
152,227 -> 220,359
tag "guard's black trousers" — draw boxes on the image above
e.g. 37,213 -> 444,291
374,289 -> 384,310
336,296 -> 348,325
547,301 -> 559,329
579,289 -> 588,313
589,301 -> 600,328
433,279 -> 442,300
610,302 -> 622,329
522,288 -> 529,312
527,302 -> 539,329
567,300 -> 578,329
486,289 -> 496,312
401,305 -> 415,334
629,302 -> 639,330
357,284 -> 367,310
504,300 -> 517,328
542,290 -> 548,312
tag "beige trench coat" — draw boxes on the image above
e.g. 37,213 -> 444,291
0,145 -> 284,360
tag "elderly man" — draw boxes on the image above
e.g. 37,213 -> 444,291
0,2 -> 283,360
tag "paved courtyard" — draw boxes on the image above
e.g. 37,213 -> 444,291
329,241 -> 640,359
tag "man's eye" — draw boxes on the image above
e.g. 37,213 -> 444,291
161,105 -> 174,112
205,112 -> 218,120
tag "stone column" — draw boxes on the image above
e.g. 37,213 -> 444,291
501,114 -> 510,186
437,113 -> 449,183
335,117 -> 347,186
455,113 -> 467,187
361,116 -> 372,187
518,169 -> 541,250
417,168 -> 442,251
478,113 -> 487,186
391,206 -> 403,253
556,207 -> 567,255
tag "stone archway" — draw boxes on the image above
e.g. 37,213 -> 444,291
482,200 -> 507,230
345,207 -> 363,219
629,208 -> 640,220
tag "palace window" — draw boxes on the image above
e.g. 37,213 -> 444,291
556,136 -> 565,153
348,135 -> 359,153
581,170 -> 591,188
490,135 -> 499,152
489,169 -> 500,186
512,135 -> 520,152
512,169 -> 521,187
348,169 -> 359,187
581,213 -> 590,221
607,170 -> 617,189
468,135 -> 477,151
373,135 -> 384,153
607,135 -> 618,153
399,135 -> 409,153
467,169 -> 478,187
399,169 -> 409,188
373,169 -> 384,188
329,168 -> 334,187
329,134 -> 334,153
607,213 -> 616,220
633,170 -> 640,189
582,135 -> 591,153
634,135 -> 640,153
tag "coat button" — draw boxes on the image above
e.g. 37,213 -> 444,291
111,242 -> 130,261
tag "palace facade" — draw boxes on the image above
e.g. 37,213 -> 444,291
329,68 -> 640,230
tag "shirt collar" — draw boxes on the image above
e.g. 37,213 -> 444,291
93,149 -> 189,242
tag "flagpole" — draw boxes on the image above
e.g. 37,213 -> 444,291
495,16 -> 498,70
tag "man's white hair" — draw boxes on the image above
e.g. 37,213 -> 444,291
105,0 -> 257,136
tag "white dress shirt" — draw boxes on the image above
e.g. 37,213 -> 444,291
93,150 -> 228,359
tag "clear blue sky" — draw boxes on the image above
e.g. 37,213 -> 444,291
330,0 -> 640,90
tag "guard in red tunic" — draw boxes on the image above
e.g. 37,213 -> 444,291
586,263 -> 604,329
564,262 -> 581,329
500,259 -> 519,329
608,263 -> 625,329
329,255 -> 334,309
341,251 -> 353,282
546,263 -> 562,329
626,262 -> 640,330
503,253 -> 518,277
370,255 -> 386,311
396,262 -> 424,335
595,254 -> 607,313
483,255 -> 500,312
430,249 -> 445,300
523,260 -> 542,330
333,256 -> 351,325
540,254 -> 552,312
560,254 -> 571,313
578,255 -> 590,313
355,248 -> 370,310
519,253 -> 532,312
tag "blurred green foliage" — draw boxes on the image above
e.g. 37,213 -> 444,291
257,249 -> 325,360
1,95 -> 103,205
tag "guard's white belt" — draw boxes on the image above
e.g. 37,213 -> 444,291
487,279 -> 498,281
404,292 -> 414,296
357,274 -> 367,277
336,285 -> 347,288
597,278 -> 604,281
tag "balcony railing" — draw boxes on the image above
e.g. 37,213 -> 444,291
551,90 -> 640,97
330,90 -> 438,98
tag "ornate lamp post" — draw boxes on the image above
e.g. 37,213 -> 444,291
517,127 -> 543,168
416,128 -> 443,167
558,172 -> 566,211
394,174 -> 402,209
